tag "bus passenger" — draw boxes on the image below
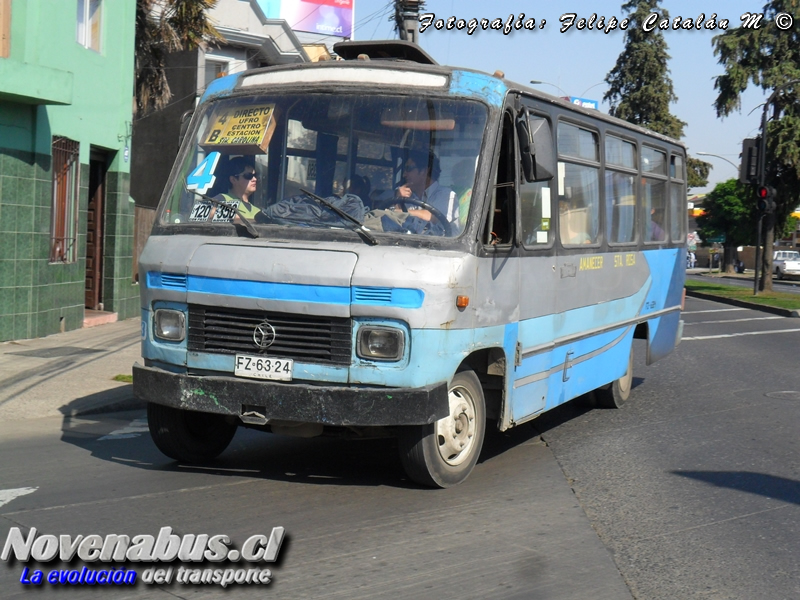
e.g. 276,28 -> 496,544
394,150 -> 457,225
345,174 -> 371,204
559,199 -> 591,244
648,207 -> 666,241
451,158 -> 475,228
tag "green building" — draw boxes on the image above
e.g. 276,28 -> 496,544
0,0 -> 138,342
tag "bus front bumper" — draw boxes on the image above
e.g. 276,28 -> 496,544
133,363 -> 449,426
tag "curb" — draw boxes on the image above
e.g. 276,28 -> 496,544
685,289 -> 800,318
60,386 -> 147,418
71,398 -> 147,418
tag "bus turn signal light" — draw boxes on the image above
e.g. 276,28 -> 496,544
456,296 -> 469,308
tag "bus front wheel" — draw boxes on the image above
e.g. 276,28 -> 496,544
398,370 -> 486,488
147,403 -> 238,463
595,346 -> 633,409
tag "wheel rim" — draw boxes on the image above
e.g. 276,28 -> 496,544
435,384 -> 477,466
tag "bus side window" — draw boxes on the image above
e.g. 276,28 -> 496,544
557,123 -> 600,246
483,112 -> 516,246
520,180 -> 551,246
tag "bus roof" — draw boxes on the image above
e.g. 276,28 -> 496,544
200,41 -> 686,151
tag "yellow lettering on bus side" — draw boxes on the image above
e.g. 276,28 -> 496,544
579,256 -> 603,271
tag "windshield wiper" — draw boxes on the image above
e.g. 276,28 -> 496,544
183,182 -> 260,238
299,188 -> 378,246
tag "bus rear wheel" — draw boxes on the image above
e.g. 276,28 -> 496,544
147,403 -> 238,463
398,370 -> 486,488
595,345 -> 633,409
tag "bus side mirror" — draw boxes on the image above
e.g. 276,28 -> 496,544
516,110 -> 555,182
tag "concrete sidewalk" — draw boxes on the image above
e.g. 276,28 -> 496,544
0,317 -> 144,421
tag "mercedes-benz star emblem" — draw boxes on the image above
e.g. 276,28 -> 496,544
253,320 -> 276,350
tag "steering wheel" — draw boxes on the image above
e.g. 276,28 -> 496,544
399,198 -> 452,236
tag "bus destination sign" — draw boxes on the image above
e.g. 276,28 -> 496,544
201,104 -> 277,154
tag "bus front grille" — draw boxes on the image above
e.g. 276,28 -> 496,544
187,305 -> 352,365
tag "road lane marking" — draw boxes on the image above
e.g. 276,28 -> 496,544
682,308 -> 747,314
97,418 -> 148,441
685,316 -> 783,325
682,328 -> 800,341
634,505 -> 790,542
0,487 -> 38,509
2,480 -> 257,516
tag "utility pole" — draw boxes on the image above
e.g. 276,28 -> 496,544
394,0 -> 424,44
747,79 -> 800,294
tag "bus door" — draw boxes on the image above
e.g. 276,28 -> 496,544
474,107 -> 521,430
510,105 -> 559,424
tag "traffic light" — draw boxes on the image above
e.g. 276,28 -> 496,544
740,138 -> 759,185
755,185 -> 776,213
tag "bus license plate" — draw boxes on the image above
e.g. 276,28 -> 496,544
234,355 -> 293,381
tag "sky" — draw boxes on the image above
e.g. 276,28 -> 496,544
340,0 -> 776,196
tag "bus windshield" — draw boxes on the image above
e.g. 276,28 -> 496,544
160,93 -> 488,239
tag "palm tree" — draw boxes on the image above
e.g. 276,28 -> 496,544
135,0 -> 224,114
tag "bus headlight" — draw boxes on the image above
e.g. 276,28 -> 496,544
154,309 -> 185,342
357,327 -> 404,361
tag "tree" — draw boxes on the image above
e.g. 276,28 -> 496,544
687,156 -> 711,190
135,0 -> 224,115
695,179 -> 758,272
604,2 -> 710,192
713,1 -> 800,292
604,1 -> 686,138
780,214 -> 799,240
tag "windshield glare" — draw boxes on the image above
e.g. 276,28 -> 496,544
161,93 -> 488,239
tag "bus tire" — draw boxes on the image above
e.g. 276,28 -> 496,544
147,402 -> 238,463
595,345 -> 633,409
398,370 -> 486,488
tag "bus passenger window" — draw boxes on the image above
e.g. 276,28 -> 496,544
606,172 -> 636,243
669,155 -> 685,242
670,183 -> 684,241
520,181 -> 551,246
605,136 -> 637,244
642,147 -> 668,243
558,162 -> 599,245
644,179 -> 667,242
557,123 -> 600,246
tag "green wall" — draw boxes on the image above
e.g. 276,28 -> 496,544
0,0 -> 138,342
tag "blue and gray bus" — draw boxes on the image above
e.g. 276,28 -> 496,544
134,41 -> 686,488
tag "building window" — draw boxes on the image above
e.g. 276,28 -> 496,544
0,0 -> 10,58
51,137 -> 80,264
76,0 -> 102,52
204,60 -> 228,88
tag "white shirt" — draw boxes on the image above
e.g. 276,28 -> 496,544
415,180 -> 458,223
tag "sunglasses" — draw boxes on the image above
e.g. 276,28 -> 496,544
237,172 -> 257,181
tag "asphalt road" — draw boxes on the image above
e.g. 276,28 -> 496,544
0,414 -> 630,599
535,296 -> 800,599
1,296 -> 799,599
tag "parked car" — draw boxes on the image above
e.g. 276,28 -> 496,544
773,250 -> 800,279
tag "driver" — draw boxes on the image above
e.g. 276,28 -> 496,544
393,150 -> 457,225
